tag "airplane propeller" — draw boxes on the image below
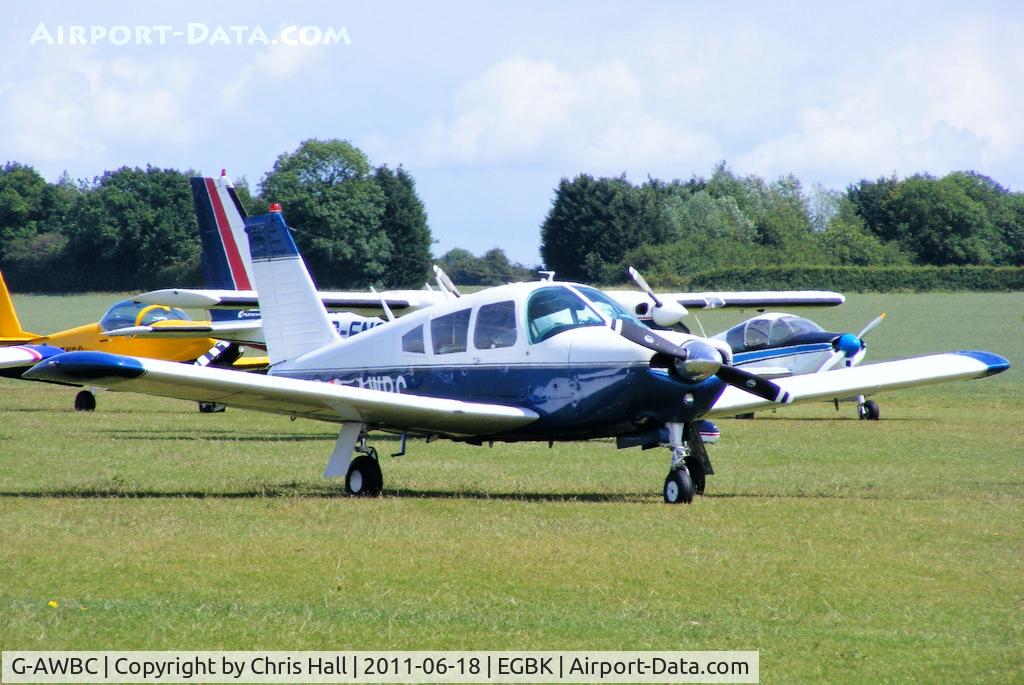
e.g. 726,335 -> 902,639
627,266 -> 689,328
816,313 -> 887,373
616,319 -> 791,404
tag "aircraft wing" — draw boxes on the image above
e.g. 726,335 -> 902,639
706,350 -> 1009,417
606,290 -> 846,312
135,288 -> 448,313
23,351 -> 539,437
106,319 -> 266,346
0,344 -> 64,375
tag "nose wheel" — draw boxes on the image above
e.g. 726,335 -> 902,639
664,467 -> 694,504
662,422 -> 713,503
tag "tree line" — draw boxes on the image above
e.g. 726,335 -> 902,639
541,163 -> 1024,285
0,139 -> 532,293
1,140 -> 1021,293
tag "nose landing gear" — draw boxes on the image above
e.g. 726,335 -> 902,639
663,422 -> 713,504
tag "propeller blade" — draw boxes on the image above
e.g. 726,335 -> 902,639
858,312 -> 887,338
618,320 -> 789,403
716,364 -> 792,404
618,319 -> 683,357
627,266 -> 663,307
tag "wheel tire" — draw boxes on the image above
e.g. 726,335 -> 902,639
198,402 -> 225,413
345,454 -> 383,496
663,469 -> 694,504
858,399 -> 880,421
74,390 -> 96,412
684,456 -> 706,496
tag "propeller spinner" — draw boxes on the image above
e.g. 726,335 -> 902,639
816,313 -> 887,373
616,319 -> 792,404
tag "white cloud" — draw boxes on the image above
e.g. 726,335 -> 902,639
221,42 -> 324,107
737,22 -> 1024,183
391,56 -> 721,175
0,49 -> 197,164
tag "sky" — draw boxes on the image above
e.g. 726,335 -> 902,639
1,1 -> 1022,265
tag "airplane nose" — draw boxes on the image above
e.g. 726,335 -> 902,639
834,333 -> 863,357
673,340 -> 723,382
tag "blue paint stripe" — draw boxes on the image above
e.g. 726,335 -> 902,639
733,342 -> 832,363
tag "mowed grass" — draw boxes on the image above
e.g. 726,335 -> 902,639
1,291 -> 1021,683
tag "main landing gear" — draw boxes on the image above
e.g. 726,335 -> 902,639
663,422 -> 713,504
857,397 -> 880,421
345,434 -> 383,496
74,389 -> 96,411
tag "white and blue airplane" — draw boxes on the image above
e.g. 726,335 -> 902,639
25,207 -> 1010,504
711,311 -> 888,419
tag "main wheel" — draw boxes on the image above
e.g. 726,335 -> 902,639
663,469 -> 694,504
858,399 -> 880,421
74,390 -> 96,412
684,456 -> 706,496
345,454 -> 383,496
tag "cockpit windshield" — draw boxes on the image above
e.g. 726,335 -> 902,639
526,286 -> 604,343
574,286 -> 645,327
719,315 -> 824,352
99,300 -> 191,332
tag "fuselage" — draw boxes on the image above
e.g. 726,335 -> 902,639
272,281 -> 728,440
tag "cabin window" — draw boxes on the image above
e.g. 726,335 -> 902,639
744,319 -> 771,350
527,286 -> 603,344
431,309 -> 471,354
474,300 -> 517,349
401,325 -> 425,353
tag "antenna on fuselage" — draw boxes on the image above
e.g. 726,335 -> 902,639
539,270 -> 555,281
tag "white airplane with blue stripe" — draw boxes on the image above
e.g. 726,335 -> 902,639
24,207 -> 1010,504
713,311 -> 889,419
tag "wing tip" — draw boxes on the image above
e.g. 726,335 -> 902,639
956,350 -> 1010,377
23,351 -> 146,383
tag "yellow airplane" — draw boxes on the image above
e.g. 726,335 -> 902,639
0,271 -> 237,410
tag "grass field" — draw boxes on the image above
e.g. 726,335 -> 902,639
1,291 -> 1021,683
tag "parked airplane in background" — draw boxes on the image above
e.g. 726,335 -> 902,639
714,311 -> 888,420
0,272 -> 244,409
26,207 -> 1010,503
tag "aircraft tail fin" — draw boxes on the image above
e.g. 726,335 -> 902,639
190,171 -> 253,322
244,208 -> 340,367
0,272 -> 40,343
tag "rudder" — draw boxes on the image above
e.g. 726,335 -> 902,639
244,208 -> 340,367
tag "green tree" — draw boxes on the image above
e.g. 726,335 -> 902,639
65,166 -> 199,290
437,247 -> 534,286
374,165 -> 432,288
887,175 -> 996,265
260,139 -> 389,288
0,162 -> 49,261
540,174 -> 675,282
818,197 -> 908,266
847,174 -> 900,242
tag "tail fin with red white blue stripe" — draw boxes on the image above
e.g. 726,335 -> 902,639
190,171 -> 254,321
